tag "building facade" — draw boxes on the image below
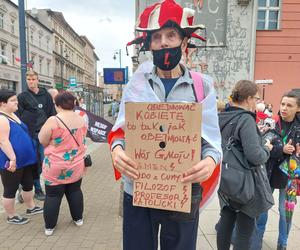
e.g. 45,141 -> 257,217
32,9 -> 103,116
27,11 -> 54,88
31,9 -> 85,88
98,72 -> 119,102
135,0 -> 300,110
0,0 -> 54,92
254,0 -> 300,110
0,0 -> 20,91
135,0 -> 256,101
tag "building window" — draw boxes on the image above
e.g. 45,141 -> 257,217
46,39 -> 49,52
30,30 -> 34,43
60,42 -> 63,55
1,42 -> 6,56
39,35 -> 42,47
257,0 -> 281,30
39,57 -> 43,74
11,47 -> 16,66
47,60 -> 50,76
11,19 -> 15,34
29,54 -> 35,69
0,13 -> 4,29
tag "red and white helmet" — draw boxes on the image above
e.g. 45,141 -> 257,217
127,0 -> 206,51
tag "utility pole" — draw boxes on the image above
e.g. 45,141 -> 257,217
18,0 -> 27,92
113,49 -> 122,100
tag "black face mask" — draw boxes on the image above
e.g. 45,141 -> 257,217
152,45 -> 182,71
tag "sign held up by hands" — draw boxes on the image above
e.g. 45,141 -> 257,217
125,102 -> 202,213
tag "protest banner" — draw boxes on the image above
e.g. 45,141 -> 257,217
75,107 -> 113,143
125,102 -> 202,213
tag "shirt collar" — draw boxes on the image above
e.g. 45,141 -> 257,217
145,64 -> 193,85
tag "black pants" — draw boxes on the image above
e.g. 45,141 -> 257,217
217,206 -> 255,250
123,184 -> 202,250
0,165 -> 34,198
43,179 -> 83,229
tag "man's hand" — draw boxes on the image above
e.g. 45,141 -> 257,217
7,160 -> 16,173
283,139 -> 295,155
181,157 -> 216,183
111,145 -> 139,180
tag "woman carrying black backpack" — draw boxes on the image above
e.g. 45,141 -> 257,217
217,80 -> 274,250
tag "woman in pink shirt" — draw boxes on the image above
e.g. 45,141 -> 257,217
39,91 -> 87,236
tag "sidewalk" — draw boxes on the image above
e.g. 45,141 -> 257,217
0,143 -> 122,250
0,141 -> 299,249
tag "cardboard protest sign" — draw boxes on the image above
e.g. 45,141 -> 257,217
125,102 -> 201,213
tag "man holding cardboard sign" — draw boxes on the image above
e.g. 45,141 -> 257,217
108,0 -> 222,249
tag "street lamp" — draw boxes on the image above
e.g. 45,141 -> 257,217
113,49 -> 122,100
113,49 -> 122,68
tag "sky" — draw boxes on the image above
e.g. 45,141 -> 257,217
12,0 -> 136,74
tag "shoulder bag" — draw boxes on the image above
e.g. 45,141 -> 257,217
218,114 -> 255,205
56,116 -> 92,167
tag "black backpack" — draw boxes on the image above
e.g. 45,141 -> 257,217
218,113 -> 255,206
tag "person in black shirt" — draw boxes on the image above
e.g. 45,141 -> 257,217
16,70 -> 56,201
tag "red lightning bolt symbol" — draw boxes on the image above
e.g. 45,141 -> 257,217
164,52 -> 170,68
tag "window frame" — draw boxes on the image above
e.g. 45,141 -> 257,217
11,18 -> 15,34
257,0 -> 282,30
0,42 -> 6,56
0,12 -> 4,29
39,56 -> 43,74
11,47 -> 16,66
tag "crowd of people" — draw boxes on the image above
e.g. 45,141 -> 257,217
0,71 -> 87,236
108,1 -> 300,250
0,0 -> 299,249
216,86 -> 300,250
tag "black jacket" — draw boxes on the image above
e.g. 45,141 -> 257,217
16,87 -> 56,138
268,113 -> 300,189
218,107 -> 273,218
219,107 -> 270,167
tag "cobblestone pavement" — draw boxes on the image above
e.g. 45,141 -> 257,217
0,142 -> 122,250
0,142 -> 298,250
0,105 -> 299,249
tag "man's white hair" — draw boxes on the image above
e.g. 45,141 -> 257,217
256,102 -> 265,112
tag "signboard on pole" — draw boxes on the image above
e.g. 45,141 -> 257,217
69,77 -> 77,88
103,68 -> 127,84
125,102 -> 202,213
255,79 -> 273,85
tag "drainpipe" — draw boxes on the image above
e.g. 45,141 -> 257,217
249,0 -> 258,80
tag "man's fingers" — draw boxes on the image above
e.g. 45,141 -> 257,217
182,162 -> 210,183
182,168 -> 208,183
114,156 -> 139,179
183,165 -> 198,177
123,156 -> 138,170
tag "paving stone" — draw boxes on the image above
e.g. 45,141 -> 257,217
0,142 -> 298,249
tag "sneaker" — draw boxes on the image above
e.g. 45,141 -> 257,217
45,227 -> 55,236
26,206 -> 43,215
34,190 -> 45,201
73,219 -> 83,226
7,215 -> 30,225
